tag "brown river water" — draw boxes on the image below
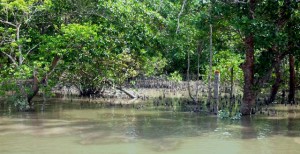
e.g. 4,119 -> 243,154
0,100 -> 300,154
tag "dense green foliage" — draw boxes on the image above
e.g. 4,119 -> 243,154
0,0 -> 299,112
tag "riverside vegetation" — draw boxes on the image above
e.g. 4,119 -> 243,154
0,0 -> 299,116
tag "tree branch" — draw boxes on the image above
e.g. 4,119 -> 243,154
44,56 -> 61,78
220,0 -> 248,4
21,42 -> 41,64
232,0 -> 248,4
0,19 -> 17,27
104,78 -> 137,99
176,0 -> 187,34
116,86 -> 137,99
255,50 -> 290,87
0,51 -> 18,65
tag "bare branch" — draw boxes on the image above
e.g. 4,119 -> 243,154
16,24 -> 23,65
232,0 -> 248,4
21,42 -> 41,64
45,56 -> 61,78
0,19 -> 17,27
176,0 -> 187,34
0,51 -> 18,65
221,0 -> 248,4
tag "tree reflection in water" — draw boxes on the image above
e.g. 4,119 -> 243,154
241,116 -> 257,139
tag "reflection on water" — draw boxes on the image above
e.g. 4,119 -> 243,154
0,101 -> 300,154
241,116 -> 257,139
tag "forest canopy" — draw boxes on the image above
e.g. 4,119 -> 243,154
0,0 -> 299,115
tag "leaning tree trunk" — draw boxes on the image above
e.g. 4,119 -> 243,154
240,0 -> 256,115
27,56 -> 61,108
27,74 -> 39,107
288,54 -> 296,104
116,86 -> 137,99
268,0 -> 292,105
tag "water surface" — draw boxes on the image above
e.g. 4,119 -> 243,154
0,101 -> 300,154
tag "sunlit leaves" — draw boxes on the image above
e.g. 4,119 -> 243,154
205,50 -> 243,84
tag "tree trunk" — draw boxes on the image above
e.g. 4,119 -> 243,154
288,54 -> 296,104
27,75 -> 39,107
16,24 -> 23,65
230,67 -> 234,99
267,0 -> 291,105
208,24 -> 213,103
268,58 -> 282,104
116,87 -> 137,99
213,71 -> 220,114
187,49 -> 196,103
241,0 -> 256,115
27,56 -> 61,107
187,41 -> 202,103
241,35 -> 255,115
214,71 -> 220,100
195,42 -> 202,101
